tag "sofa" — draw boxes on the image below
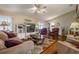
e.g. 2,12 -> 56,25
0,40 -> 34,54
0,30 -> 35,54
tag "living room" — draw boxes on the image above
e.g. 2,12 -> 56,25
0,4 -> 79,54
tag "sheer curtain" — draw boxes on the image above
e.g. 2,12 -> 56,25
0,17 -> 12,31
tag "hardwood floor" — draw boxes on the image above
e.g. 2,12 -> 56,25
41,40 -> 57,54
40,36 -> 65,54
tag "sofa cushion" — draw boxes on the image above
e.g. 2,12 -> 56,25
2,31 -> 17,38
5,39 -> 22,48
0,39 -> 6,50
8,37 -> 23,42
0,31 -> 8,41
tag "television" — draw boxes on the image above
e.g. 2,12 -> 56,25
26,23 -> 35,32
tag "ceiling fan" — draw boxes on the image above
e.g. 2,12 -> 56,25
27,4 -> 47,14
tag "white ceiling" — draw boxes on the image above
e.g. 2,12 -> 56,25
0,4 -> 76,21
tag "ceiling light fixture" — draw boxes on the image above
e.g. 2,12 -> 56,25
28,4 -> 47,14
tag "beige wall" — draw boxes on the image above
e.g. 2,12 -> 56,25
48,11 -> 77,33
0,11 -> 39,24
0,9 -> 77,33
13,16 -> 39,24
0,10 -> 40,31
12,15 -> 40,32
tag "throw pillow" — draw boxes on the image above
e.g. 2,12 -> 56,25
0,31 -> 8,41
2,31 -> 17,38
0,39 -> 6,50
5,39 -> 22,48
8,37 -> 23,42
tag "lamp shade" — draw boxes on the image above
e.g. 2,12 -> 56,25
0,21 -> 9,30
70,22 -> 79,28
69,5 -> 79,35
0,21 -> 8,26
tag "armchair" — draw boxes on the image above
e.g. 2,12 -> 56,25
49,28 -> 59,40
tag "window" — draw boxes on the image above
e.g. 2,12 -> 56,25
0,17 -> 13,31
38,23 -> 46,29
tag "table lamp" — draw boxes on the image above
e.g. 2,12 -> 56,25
70,22 -> 79,36
0,21 -> 8,30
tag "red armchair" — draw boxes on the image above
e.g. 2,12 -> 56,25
49,28 -> 59,39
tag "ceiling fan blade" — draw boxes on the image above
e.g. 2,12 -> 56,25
34,4 -> 41,8
34,4 -> 47,9
43,6 -> 47,8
